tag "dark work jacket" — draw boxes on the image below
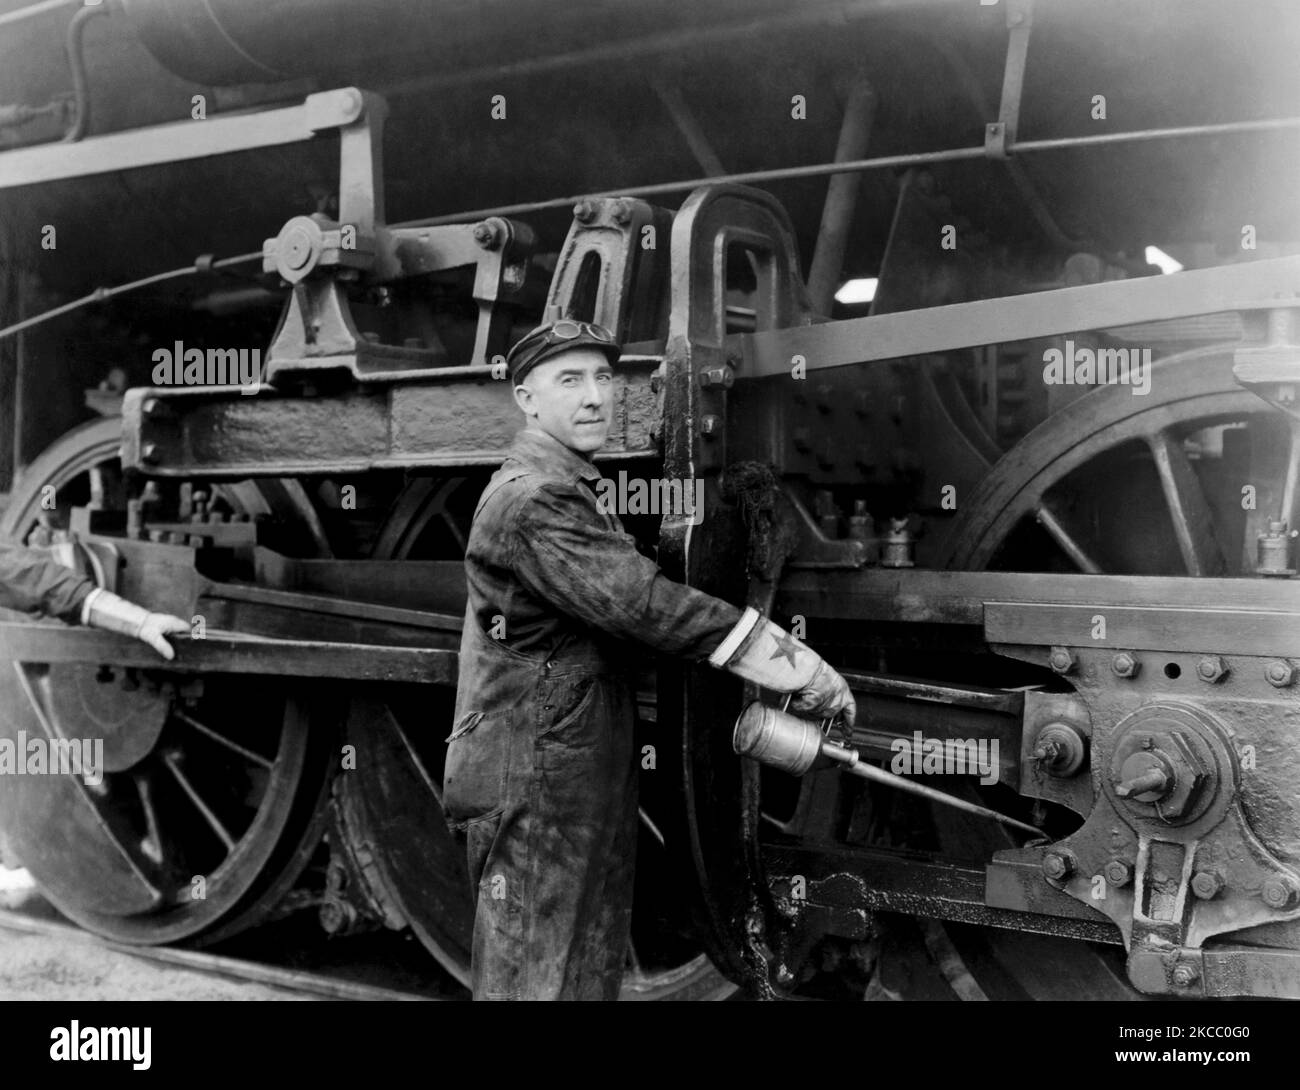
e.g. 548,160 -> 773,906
0,541 -> 94,622
443,425 -> 743,828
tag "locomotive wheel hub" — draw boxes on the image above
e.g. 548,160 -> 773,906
45,664 -> 172,774
1106,708 -> 1228,825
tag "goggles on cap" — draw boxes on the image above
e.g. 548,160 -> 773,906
513,319 -> 617,356
507,319 -> 620,383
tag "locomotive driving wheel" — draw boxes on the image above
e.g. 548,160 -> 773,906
919,343 -> 1297,999
942,345 -> 1294,576
0,417 -> 338,945
341,473 -> 737,1000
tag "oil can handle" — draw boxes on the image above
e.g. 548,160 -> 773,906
778,692 -> 834,737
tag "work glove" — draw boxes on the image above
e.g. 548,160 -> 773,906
82,588 -> 191,661
709,607 -> 856,729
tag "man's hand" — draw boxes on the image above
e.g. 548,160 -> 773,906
709,607 -> 857,729
82,588 -> 191,661
789,659 -> 856,729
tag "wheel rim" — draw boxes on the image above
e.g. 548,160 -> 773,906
0,417 -> 337,944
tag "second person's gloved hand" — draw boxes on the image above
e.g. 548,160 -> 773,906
82,588 -> 191,661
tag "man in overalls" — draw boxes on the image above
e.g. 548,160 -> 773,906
0,541 -> 190,658
444,318 -> 856,1000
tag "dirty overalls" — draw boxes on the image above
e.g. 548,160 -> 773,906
443,426 -> 741,1000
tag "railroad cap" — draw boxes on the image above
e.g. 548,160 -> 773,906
505,319 -> 621,385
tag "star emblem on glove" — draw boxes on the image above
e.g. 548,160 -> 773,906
769,631 -> 802,669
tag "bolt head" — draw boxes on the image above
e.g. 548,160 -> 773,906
699,366 -> 734,389
472,221 -> 501,249
700,414 -> 723,438
1042,850 -> 1075,881
1048,646 -> 1076,675
1196,656 -> 1229,683
573,200 -> 597,223
1171,962 -> 1198,988
611,198 -> 633,226
140,442 -> 160,465
1262,875 -> 1300,910
1104,859 -> 1133,887
1112,652 -> 1139,678
1267,660 -> 1297,688
1190,871 -> 1223,900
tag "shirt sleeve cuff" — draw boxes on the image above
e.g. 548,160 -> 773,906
707,606 -> 762,668
79,586 -> 104,626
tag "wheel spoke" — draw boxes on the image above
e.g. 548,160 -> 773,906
134,773 -> 164,865
173,708 -> 274,769
1034,502 -> 1104,574
1147,429 -> 1225,576
627,939 -> 644,978
441,511 -> 468,553
378,702 -> 444,805
638,806 -> 666,849
162,751 -> 237,852
760,810 -> 794,833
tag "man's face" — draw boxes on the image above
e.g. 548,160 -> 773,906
513,347 -> 614,454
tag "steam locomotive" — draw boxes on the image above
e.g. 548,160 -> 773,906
0,0 -> 1297,1000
